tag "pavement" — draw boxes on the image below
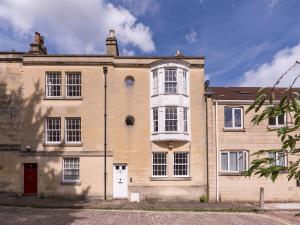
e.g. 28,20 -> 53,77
0,193 -> 258,212
264,203 -> 300,210
0,206 -> 299,225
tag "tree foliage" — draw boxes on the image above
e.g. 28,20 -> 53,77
244,61 -> 300,182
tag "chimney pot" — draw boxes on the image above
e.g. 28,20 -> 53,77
109,29 -> 115,38
34,32 -> 41,44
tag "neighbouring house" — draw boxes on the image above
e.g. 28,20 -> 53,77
0,31 -> 299,202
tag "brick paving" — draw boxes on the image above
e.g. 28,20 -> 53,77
0,206 -> 298,225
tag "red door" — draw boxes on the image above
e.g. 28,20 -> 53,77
24,163 -> 37,195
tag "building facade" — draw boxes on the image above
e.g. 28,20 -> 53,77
0,31 -> 299,202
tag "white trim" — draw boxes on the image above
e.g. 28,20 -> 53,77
65,72 -> 82,98
224,107 -> 243,129
268,114 -> 286,127
151,152 -> 168,177
65,117 -> 81,144
219,151 -> 248,173
173,152 -> 190,177
62,157 -> 80,183
45,117 -> 61,144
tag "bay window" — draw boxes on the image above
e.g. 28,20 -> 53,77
164,69 -> 177,94
165,107 -> 177,131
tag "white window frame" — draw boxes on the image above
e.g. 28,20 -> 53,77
164,68 -> 177,94
165,106 -> 178,132
45,117 -> 61,144
220,151 -> 248,173
224,107 -> 243,129
66,72 -> 82,97
62,157 -> 80,183
182,70 -> 187,94
152,70 -> 158,95
173,152 -> 190,177
152,152 -> 167,177
268,114 -> 286,127
65,117 -> 81,144
183,107 -> 188,133
268,152 -> 287,167
46,72 -> 62,97
152,108 -> 159,133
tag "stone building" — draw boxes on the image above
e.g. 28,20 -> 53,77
0,31 -> 299,202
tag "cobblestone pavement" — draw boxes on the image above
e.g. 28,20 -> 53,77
0,206 -> 298,225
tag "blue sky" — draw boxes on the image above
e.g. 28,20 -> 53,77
0,0 -> 300,86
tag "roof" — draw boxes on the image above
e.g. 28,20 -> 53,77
209,87 -> 300,100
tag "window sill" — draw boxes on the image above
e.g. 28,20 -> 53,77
61,181 -> 81,186
43,97 -> 83,100
151,93 -> 189,97
219,172 -> 245,176
150,177 -> 191,181
223,128 -> 246,132
43,143 -> 83,147
267,125 -> 285,129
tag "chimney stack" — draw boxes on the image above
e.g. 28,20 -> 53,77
106,29 -> 119,56
29,32 -> 47,55
175,50 -> 184,57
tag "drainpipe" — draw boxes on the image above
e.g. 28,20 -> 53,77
103,66 -> 108,201
215,100 -> 219,202
205,94 -> 209,199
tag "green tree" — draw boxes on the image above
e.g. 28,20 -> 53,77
244,61 -> 300,182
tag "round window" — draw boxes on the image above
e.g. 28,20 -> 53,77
125,115 -> 135,127
125,76 -> 135,87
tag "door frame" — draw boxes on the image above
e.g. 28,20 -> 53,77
23,163 -> 38,196
112,163 -> 128,199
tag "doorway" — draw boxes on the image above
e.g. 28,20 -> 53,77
23,163 -> 37,195
113,164 -> 128,198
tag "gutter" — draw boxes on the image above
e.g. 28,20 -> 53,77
103,67 -> 108,200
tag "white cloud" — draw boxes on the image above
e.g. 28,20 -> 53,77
111,0 -> 159,16
121,48 -> 135,56
185,30 -> 197,44
239,43 -> 300,87
0,0 -> 155,53
265,0 -> 281,9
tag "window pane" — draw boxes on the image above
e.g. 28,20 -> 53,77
66,73 -> 81,97
221,153 -> 228,171
277,152 -> 285,166
229,152 -> 238,171
46,117 -> 61,143
152,153 -> 167,176
165,107 -> 177,131
183,108 -> 188,132
153,108 -> 158,132
224,107 -> 233,128
46,73 -> 61,97
238,152 -> 245,171
66,118 -> 81,143
164,69 -> 177,94
268,117 -> 276,126
63,158 -> 80,182
153,70 -> 158,95
174,153 -> 189,176
278,114 -> 285,125
268,152 -> 276,165
234,108 -> 242,127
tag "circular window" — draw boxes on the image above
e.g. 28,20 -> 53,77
125,115 -> 135,127
125,76 -> 135,87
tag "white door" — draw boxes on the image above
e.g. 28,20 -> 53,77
113,164 -> 128,198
